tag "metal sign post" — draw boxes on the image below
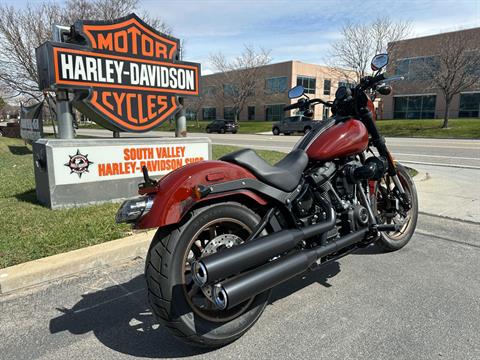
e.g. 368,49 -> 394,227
175,97 -> 187,137
51,25 -> 76,139
55,90 -> 75,139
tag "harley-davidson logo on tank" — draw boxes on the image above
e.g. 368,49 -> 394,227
36,14 -> 200,132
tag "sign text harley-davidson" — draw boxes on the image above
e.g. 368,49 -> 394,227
36,14 -> 200,132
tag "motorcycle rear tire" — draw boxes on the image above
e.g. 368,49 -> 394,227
145,202 -> 270,347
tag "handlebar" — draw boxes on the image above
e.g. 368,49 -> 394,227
283,103 -> 300,111
283,98 -> 332,112
284,72 -> 404,112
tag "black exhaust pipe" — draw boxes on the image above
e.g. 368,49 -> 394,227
192,208 -> 336,286
212,228 -> 368,310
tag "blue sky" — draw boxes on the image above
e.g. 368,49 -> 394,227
5,0 -> 480,74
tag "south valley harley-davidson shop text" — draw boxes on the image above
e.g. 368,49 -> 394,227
53,143 -> 209,185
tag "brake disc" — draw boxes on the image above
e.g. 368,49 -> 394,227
200,234 -> 243,301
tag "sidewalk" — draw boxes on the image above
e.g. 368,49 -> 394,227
413,164 -> 480,223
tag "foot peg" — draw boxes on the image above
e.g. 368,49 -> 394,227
375,224 -> 401,232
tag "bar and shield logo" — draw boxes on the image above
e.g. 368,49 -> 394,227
36,14 -> 200,132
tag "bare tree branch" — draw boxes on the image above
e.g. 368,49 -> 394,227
0,0 -> 171,101
418,31 -> 480,128
328,17 -> 412,82
208,45 -> 271,121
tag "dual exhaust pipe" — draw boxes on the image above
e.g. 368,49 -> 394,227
192,208 -> 336,287
192,208 -> 368,310
212,228 -> 368,310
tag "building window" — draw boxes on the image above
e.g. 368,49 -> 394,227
459,92 -> 480,118
323,79 -> 331,95
297,76 -> 316,94
223,84 -> 237,96
265,104 -> 285,121
395,56 -> 439,81
202,86 -> 216,97
248,106 -> 255,120
393,95 -> 436,119
224,107 -> 235,120
202,107 -> 216,121
338,80 -> 355,89
265,77 -> 287,94
186,109 -> 197,121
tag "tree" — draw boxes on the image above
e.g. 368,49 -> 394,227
329,17 -> 412,82
419,31 -> 480,128
209,45 -> 271,121
186,95 -> 205,127
0,0 -> 170,101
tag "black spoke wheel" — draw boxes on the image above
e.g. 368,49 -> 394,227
182,218 -> 255,322
374,163 -> 418,251
145,202 -> 270,347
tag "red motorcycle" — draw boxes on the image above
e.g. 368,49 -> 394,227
116,53 -> 418,347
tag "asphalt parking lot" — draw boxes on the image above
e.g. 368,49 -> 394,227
1,213 -> 479,360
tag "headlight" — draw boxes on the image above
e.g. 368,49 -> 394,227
115,195 -> 154,224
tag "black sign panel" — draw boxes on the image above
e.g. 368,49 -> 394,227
36,14 -> 200,132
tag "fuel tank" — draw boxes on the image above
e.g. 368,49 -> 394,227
306,119 -> 369,161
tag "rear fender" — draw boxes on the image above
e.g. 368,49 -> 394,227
136,160 -> 267,229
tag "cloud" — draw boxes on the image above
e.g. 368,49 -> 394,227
146,0 -> 479,67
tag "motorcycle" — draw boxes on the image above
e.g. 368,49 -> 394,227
116,53 -> 418,347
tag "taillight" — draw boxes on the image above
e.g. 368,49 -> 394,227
115,195 -> 154,223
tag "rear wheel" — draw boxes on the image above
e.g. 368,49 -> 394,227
272,127 -> 280,135
374,163 -> 418,251
206,128 -> 211,133
219,128 -> 226,134
145,202 -> 270,347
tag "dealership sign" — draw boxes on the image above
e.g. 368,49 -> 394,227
20,101 -> 44,141
36,14 -> 200,132
33,138 -> 211,208
53,142 -> 209,185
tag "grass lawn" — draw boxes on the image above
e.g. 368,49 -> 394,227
158,120 -> 274,134
79,118 -> 480,138
377,118 -> 480,139
0,137 -> 284,268
79,120 -> 274,134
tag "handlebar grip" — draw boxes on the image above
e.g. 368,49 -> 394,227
371,73 -> 386,84
283,103 -> 299,111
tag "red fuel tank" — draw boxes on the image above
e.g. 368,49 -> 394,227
306,119 -> 369,161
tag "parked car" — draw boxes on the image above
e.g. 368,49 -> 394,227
272,115 -> 316,135
206,119 -> 238,134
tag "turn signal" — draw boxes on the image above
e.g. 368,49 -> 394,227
192,185 -> 211,199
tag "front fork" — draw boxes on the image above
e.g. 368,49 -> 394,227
358,106 -> 409,204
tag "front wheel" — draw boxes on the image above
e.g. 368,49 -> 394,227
374,163 -> 418,251
145,202 -> 270,347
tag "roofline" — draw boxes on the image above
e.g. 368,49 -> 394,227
202,59 -> 356,77
389,26 -> 480,46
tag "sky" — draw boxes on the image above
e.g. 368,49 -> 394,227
4,0 -> 480,74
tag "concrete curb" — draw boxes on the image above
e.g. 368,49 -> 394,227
0,229 -> 156,295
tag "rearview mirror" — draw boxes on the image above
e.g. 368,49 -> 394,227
288,85 -> 304,99
371,53 -> 389,71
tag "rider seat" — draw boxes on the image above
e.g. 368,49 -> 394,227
220,148 -> 308,192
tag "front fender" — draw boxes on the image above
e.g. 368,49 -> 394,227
136,160 -> 267,229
